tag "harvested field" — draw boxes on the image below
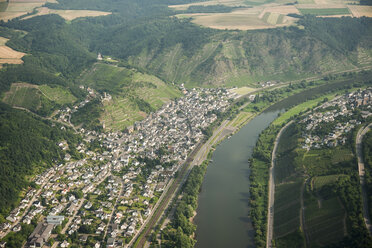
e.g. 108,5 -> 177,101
0,45 -> 25,59
0,37 -> 8,46
170,0 -> 363,30
0,40 -> 25,66
23,7 -> 112,21
169,0 -> 244,10
6,2 -> 41,12
0,11 -> 27,21
258,5 -> 300,18
348,5 -> 372,17
182,6 -> 298,30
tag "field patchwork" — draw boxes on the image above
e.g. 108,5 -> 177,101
348,5 -> 372,17
23,7 -> 112,21
2,83 -> 76,113
169,0 -> 369,30
0,37 -> 26,67
0,0 -> 56,21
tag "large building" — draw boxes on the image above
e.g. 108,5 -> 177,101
27,223 -> 54,248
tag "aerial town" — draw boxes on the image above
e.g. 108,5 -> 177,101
300,88 -> 372,150
0,86 -> 236,248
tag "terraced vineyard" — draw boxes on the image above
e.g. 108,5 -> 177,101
304,192 -> 346,246
79,63 -> 181,131
274,179 -> 303,238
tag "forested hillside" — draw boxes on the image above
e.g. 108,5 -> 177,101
0,103 -> 80,220
1,0 -> 372,91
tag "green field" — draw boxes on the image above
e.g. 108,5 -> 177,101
298,8 -> 350,16
229,111 -> 253,127
275,124 -> 305,183
274,179 -> 303,238
304,193 -> 346,246
2,83 -> 76,116
3,86 -> 41,111
303,147 -> 354,176
80,63 -> 181,131
39,85 -> 77,105
313,174 -> 343,191
272,95 -> 331,126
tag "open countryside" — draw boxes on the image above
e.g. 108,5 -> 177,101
170,0 -> 372,30
0,0 -> 371,247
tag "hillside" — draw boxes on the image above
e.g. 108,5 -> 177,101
76,63 -> 181,131
0,103 -> 80,220
2,82 -> 76,116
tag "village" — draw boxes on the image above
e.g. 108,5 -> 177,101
300,88 -> 372,150
0,85 -> 236,248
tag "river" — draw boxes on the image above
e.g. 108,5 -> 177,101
194,86 -> 326,248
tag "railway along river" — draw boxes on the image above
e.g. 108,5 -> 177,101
194,82 -> 349,248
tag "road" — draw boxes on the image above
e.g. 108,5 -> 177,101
103,179 -> 123,240
266,120 -> 293,248
356,122 -> 372,235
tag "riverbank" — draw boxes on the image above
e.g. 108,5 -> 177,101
145,71 -> 372,248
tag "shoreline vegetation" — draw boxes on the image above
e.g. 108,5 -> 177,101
147,70 -> 372,247
250,81 -> 372,247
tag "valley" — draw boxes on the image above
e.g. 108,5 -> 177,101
0,0 -> 371,247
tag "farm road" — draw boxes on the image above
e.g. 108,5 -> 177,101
266,120 -> 293,248
356,122 -> 372,235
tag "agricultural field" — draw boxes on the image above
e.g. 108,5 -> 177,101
274,179 -> 303,238
0,0 -> 55,21
23,7 -> 112,21
170,0 -> 370,30
38,85 -> 77,105
304,191 -> 346,246
303,147 -> 354,176
0,36 -> 25,67
2,83 -> 74,115
2,83 -> 42,111
348,5 -> 372,17
312,174 -> 343,191
0,0 -> 110,22
230,86 -> 255,96
298,7 -> 350,16
80,63 -> 181,131
275,124 -> 305,183
176,6 -> 299,30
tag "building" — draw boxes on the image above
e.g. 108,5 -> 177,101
46,215 -> 65,225
27,223 -> 54,248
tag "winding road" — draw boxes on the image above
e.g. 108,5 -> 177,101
266,120 -> 293,248
356,122 -> 372,235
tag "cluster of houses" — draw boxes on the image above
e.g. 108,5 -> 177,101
0,86 -> 236,247
300,88 -> 371,150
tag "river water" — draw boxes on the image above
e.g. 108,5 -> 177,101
194,80 -> 359,247
194,86 -> 324,248
194,109 -> 282,248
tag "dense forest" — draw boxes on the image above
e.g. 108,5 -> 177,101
363,130 -> 372,221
